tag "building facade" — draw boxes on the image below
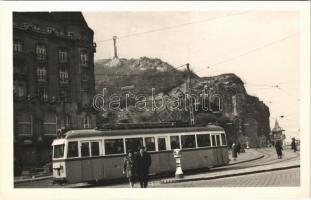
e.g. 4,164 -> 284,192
13,12 -> 97,167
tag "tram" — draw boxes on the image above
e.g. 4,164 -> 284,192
51,124 -> 229,184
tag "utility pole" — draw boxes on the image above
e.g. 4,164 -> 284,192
186,63 -> 195,126
113,36 -> 118,59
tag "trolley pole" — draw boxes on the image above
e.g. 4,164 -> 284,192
186,63 -> 195,126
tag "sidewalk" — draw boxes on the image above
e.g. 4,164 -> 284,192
161,149 -> 300,184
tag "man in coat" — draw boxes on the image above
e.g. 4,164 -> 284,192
136,146 -> 152,188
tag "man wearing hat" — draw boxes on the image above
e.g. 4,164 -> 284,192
135,146 -> 152,188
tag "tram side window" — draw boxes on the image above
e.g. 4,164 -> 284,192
145,137 -> 156,151
221,133 -> 227,146
181,135 -> 196,149
197,134 -> 211,147
91,141 -> 100,156
157,138 -> 166,151
216,135 -> 221,146
211,135 -> 216,147
170,136 -> 180,149
104,139 -> 124,155
54,144 -> 64,158
81,142 -> 90,157
125,138 -> 143,153
67,142 -> 78,158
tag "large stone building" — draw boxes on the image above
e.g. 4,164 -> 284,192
13,12 -> 96,167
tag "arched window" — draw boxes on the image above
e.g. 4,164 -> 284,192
17,113 -> 33,136
43,113 -> 57,136
83,115 -> 92,129
36,44 -> 47,60
80,51 -> 88,65
58,49 -> 68,63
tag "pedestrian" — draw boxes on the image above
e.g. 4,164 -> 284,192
135,146 -> 152,188
291,138 -> 297,152
232,143 -> 238,161
236,143 -> 241,154
123,150 -> 136,188
275,140 -> 283,159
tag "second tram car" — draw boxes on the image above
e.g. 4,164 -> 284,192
52,125 -> 229,184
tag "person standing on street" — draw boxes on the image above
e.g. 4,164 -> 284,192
123,151 -> 136,188
291,137 -> 297,152
232,143 -> 238,161
136,146 -> 152,188
275,140 -> 283,159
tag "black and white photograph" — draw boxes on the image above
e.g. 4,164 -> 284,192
0,1 -> 310,200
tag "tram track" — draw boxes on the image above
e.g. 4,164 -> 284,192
212,149 -> 300,173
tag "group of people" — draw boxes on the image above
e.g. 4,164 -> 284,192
123,146 -> 152,188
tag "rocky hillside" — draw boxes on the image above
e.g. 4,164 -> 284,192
95,57 -> 197,98
94,58 -> 270,147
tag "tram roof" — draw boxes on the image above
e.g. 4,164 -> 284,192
65,125 -> 225,139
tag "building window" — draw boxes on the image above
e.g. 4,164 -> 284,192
81,91 -> 90,106
81,72 -> 89,82
14,61 -> 27,75
37,67 -> 47,82
17,113 -> 33,136
59,88 -> 69,102
13,41 -> 23,52
83,115 -> 92,128
59,70 -> 69,83
80,51 -> 88,65
14,82 -> 26,97
36,45 -> 47,60
64,114 -> 71,129
43,113 -> 57,136
58,49 -> 68,63
38,87 -> 48,102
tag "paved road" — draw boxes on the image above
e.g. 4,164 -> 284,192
153,168 -> 300,187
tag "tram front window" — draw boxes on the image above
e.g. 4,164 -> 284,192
181,135 -> 195,149
53,144 -> 64,159
197,134 -> 211,147
170,136 -> 180,149
145,137 -> 155,151
81,142 -> 90,157
221,133 -> 227,146
67,142 -> 78,158
125,138 -> 143,153
104,139 -> 124,155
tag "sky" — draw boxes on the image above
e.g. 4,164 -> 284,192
83,11 -> 300,141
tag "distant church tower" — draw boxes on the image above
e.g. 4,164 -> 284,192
110,35 -> 121,67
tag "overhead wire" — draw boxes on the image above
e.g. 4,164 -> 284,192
95,11 -> 253,44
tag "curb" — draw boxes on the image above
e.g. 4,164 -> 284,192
160,165 -> 300,184
227,154 -> 264,166
14,175 -> 52,184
